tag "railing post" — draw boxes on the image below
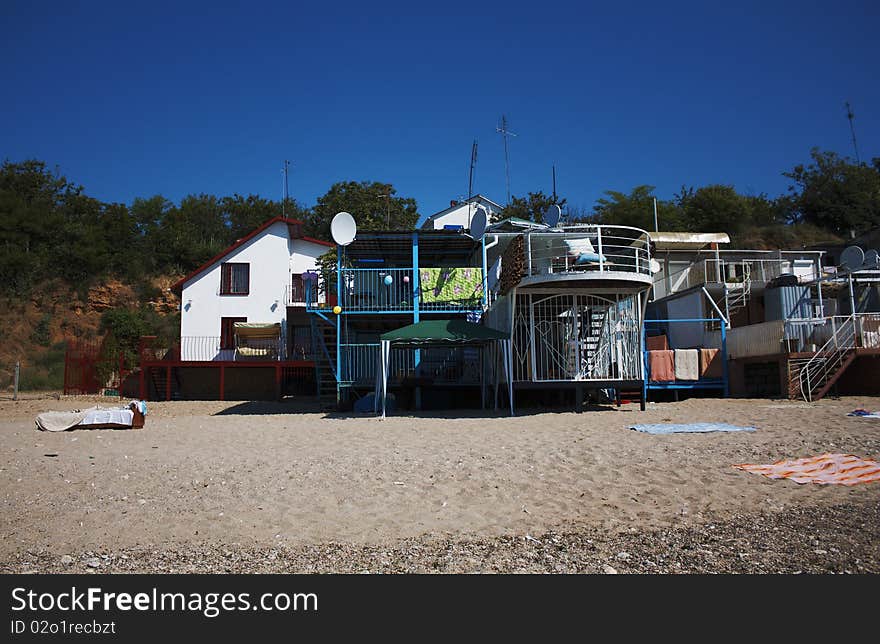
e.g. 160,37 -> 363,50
596,227 -> 603,272
526,232 -> 533,275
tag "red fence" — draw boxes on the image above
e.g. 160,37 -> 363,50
63,338 -> 130,395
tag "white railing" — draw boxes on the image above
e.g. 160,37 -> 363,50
284,283 -> 319,307
795,313 -> 880,401
653,257 -> 809,299
522,225 -> 652,280
178,336 -> 284,361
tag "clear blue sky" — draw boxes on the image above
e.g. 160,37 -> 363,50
3,0 -> 878,222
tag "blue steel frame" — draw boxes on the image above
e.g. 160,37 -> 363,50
305,231 -> 488,404
642,318 -> 729,402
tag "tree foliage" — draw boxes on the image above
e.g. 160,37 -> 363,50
498,191 -> 566,223
783,148 -> 880,235
304,181 -> 419,239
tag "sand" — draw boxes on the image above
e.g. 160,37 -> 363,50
1,394 -> 878,568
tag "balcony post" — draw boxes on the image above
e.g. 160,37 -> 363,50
412,232 -> 421,410
596,227 -> 603,272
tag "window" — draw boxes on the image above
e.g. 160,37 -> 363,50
220,317 -> 247,350
220,263 -> 249,295
290,274 -> 305,303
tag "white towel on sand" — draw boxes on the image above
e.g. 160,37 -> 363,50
674,349 -> 699,381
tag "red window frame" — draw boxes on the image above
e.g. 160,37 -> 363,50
220,263 -> 250,295
220,317 -> 247,350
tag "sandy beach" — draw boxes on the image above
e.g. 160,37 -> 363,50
1,394 -> 878,573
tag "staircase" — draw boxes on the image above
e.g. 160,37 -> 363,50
723,263 -> 751,322
149,366 -> 182,400
794,316 -> 859,402
309,317 -> 338,410
580,308 -> 609,378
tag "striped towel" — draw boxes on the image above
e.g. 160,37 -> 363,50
734,453 -> 880,486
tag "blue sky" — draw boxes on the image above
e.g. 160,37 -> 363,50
3,1 -> 878,223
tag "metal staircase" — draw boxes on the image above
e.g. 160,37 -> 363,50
723,263 -> 751,322
581,308 -> 609,378
793,316 -> 859,402
308,316 -> 338,410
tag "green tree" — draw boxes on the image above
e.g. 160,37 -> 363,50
784,148 -> 880,235
593,185 -> 685,231
498,191 -> 567,223
304,181 -> 418,239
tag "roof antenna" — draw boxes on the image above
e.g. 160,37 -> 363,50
552,164 -> 557,201
497,115 -> 517,205
282,160 -> 291,217
467,140 -> 478,227
845,102 -> 861,163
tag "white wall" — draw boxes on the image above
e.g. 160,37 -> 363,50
179,221 -> 329,360
290,239 -> 330,304
427,199 -> 501,230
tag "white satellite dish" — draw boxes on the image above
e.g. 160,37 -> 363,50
330,211 -> 357,246
839,246 -> 865,272
543,204 -> 562,228
649,258 -> 662,274
469,206 -> 487,241
864,249 -> 879,269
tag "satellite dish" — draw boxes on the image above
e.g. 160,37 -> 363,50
330,212 -> 357,246
649,258 -> 662,274
864,249 -> 879,269
543,204 -> 562,228
839,246 -> 865,272
469,206 -> 487,241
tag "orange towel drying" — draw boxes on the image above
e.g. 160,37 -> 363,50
648,350 -> 675,382
734,453 -> 880,486
700,348 -> 723,378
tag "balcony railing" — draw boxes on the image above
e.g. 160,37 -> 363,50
338,343 -> 482,385
653,257 -> 818,299
324,267 -> 484,313
521,226 -> 652,280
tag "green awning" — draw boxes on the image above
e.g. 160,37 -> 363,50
380,319 -> 509,345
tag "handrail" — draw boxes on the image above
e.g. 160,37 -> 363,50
797,315 -> 858,402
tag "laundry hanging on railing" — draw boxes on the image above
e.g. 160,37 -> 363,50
419,268 -> 483,306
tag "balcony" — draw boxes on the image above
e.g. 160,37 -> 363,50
309,266 -> 485,314
498,225 -> 654,291
141,336 -> 287,362
653,256 -> 821,300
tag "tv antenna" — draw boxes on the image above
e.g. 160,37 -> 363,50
552,164 -> 557,202
845,102 -> 860,163
282,160 -> 291,217
467,140 -> 478,227
497,115 -> 516,205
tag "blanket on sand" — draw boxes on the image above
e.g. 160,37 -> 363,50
630,422 -> 756,434
733,453 -> 880,486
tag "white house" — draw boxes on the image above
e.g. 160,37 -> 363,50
420,194 -> 503,230
171,217 -> 333,361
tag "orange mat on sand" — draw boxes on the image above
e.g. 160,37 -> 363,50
734,453 -> 880,486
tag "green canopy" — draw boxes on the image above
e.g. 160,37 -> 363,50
380,319 -> 509,345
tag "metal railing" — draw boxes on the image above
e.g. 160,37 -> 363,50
794,313 -> 880,401
284,283 -> 319,307
654,257 -> 815,299
172,336 -> 285,361
522,225 -> 652,280
338,343 -> 481,385
333,267 -> 485,313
